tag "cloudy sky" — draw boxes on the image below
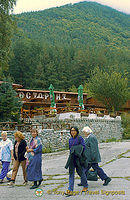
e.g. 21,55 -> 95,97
13,0 -> 130,14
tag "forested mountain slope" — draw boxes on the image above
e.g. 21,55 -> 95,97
9,1 -> 129,90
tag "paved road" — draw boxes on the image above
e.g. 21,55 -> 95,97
0,141 -> 130,200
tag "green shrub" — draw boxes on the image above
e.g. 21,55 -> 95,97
101,138 -> 122,143
105,138 -> 117,143
42,146 -> 52,154
121,113 -> 130,139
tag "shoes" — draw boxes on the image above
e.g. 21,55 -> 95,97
77,183 -> 83,186
65,190 -> 73,196
0,179 -> 4,184
103,177 -> 111,186
23,181 -> 28,186
8,180 -> 15,186
30,184 -> 38,189
38,178 -> 43,186
82,187 -> 88,192
30,181 -> 38,189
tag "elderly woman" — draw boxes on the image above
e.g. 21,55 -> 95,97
26,128 -> 43,189
0,131 -> 13,184
79,126 -> 111,187
65,127 -> 88,196
8,131 -> 27,186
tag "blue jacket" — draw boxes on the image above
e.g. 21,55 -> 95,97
69,135 -> 86,150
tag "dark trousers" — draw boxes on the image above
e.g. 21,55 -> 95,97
68,166 -> 88,191
81,163 -> 108,185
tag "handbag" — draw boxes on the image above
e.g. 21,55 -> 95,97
87,170 -> 98,181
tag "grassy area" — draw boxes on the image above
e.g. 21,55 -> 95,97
101,137 -> 123,143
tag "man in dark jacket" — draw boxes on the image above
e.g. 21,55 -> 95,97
78,126 -> 111,187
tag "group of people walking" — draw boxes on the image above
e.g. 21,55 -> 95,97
0,126 -> 111,194
65,126 -> 111,196
0,128 -> 43,189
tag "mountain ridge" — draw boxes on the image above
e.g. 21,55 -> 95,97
9,1 -> 129,90
13,1 -> 129,48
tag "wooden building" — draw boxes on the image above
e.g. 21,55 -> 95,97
16,88 -> 130,117
16,88 -> 88,118
0,81 -> 129,118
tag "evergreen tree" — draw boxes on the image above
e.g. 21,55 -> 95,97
0,81 -> 22,122
0,0 -> 16,77
33,61 -> 46,89
83,82 -> 93,98
69,85 -> 77,92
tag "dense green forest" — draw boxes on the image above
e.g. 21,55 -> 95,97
8,1 -> 129,91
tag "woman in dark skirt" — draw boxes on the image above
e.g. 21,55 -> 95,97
26,128 -> 43,189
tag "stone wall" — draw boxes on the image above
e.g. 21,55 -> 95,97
39,118 -> 123,150
0,117 -> 123,151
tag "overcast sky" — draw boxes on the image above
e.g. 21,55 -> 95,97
13,0 -> 130,14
